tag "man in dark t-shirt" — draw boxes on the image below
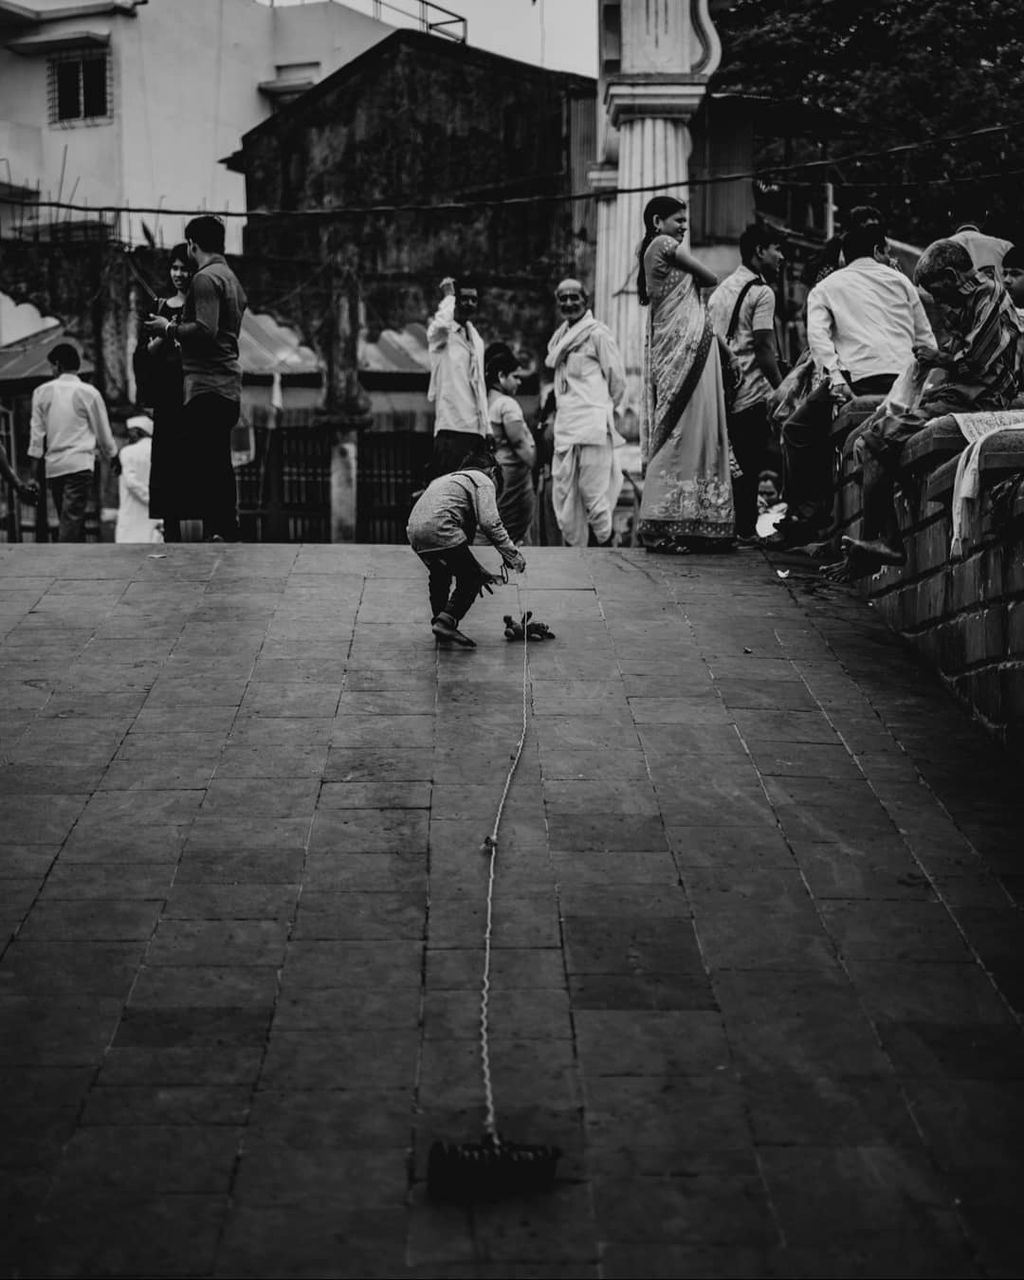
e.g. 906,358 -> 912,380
145,214 -> 247,540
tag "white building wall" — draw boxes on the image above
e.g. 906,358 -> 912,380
0,0 -> 393,251
271,1 -> 393,72
116,0 -> 275,250
0,27 -> 123,232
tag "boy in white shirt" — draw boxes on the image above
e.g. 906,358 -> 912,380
27,343 -> 118,542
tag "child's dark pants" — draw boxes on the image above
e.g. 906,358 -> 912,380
417,543 -> 488,622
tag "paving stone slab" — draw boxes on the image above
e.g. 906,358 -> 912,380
18,898 -> 165,941
260,1030 -> 420,1090
0,939 -> 145,997
583,1074 -> 754,1151
80,1083 -> 253,1127
112,1006 -> 274,1049
146,920 -> 291,967
21,1193 -> 228,1278
173,849 -> 306,884
758,1144 -> 958,1245
161,883 -> 298,919
128,965 -> 281,1008
96,1046 -> 264,1087
293,891 -> 427,941
713,970 -> 891,1076
0,995 -> 126,1065
819,900 -> 974,963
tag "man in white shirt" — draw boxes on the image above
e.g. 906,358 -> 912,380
426,276 -> 489,479
115,415 -> 162,544
777,222 -> 934,545
545,279 -> 627,546
709,225 -> 785,541
27,343 -> 118,542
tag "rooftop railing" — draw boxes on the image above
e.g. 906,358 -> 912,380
266,0 -> 467,43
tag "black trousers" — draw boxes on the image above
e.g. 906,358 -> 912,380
183,393 -> 240,540
781,374 -> 896,530
417,543 -> 488,622
428,430 -> 492,482
728,401 -> 771,537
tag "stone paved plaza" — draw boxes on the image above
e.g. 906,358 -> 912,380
1,542 -> 1022,1278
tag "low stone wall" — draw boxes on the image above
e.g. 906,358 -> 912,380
835,416 -> 1024,748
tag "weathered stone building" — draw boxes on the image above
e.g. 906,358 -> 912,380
226,28 -> 597,373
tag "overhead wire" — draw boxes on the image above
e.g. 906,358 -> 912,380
1,120 -> 1018,222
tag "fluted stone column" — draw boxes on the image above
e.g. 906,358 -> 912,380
590,0 -> 722,436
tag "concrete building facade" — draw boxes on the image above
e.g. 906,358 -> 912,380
0,0 -> 395,249
231,29 -> 596,373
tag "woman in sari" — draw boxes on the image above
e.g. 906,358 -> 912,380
637,196 -> 735,552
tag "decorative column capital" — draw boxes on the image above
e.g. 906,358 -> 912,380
690,0 -> 723,77
604,76 -> 710,128
587,163 -> 619,197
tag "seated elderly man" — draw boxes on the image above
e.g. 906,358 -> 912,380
838,238 -> 1024,576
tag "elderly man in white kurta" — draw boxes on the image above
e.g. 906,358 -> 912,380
545,279 -> 627,546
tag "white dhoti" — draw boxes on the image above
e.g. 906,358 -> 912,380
552,435 -> 623,546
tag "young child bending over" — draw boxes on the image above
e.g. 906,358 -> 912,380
407,450 -> 526,647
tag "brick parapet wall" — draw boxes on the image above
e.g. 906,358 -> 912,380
835,430 -> 1024,747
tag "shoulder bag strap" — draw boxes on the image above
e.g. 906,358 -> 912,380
726,277 -> 762,343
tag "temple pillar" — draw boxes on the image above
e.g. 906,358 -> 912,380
590,1 -> 722,435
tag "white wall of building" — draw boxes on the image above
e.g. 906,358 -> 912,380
0,27 -> 123,232
270,1 -> 391,73
0,0 -> 393,250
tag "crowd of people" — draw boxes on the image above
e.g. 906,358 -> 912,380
409,196 -> 790,643
407,196 -> 1024,643
771,211 -> 1024,578
12,196 -> 1023,643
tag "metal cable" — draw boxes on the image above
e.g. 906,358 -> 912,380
5,120 -> 1019,221
479,565 -> 530,1146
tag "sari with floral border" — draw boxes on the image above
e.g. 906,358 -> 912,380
638,235 -> 734,547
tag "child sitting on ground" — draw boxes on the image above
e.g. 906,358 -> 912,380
838,238 -> 1024,574
407,450 -> 526,648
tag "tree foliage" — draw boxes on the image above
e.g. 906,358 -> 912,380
714,0 -> 1024,244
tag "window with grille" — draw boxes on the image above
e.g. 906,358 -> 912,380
48,53 -> 110,124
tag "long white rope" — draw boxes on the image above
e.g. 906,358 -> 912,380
479,566 -> 530,1145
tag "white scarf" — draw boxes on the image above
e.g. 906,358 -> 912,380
546,311 -> 601,372
949,410 -> 1024,557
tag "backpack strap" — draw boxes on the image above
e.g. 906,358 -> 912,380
725,277 -> 763,343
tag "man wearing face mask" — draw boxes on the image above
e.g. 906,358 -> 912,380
545,279 -> 627,546
426,275 -> 489,479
